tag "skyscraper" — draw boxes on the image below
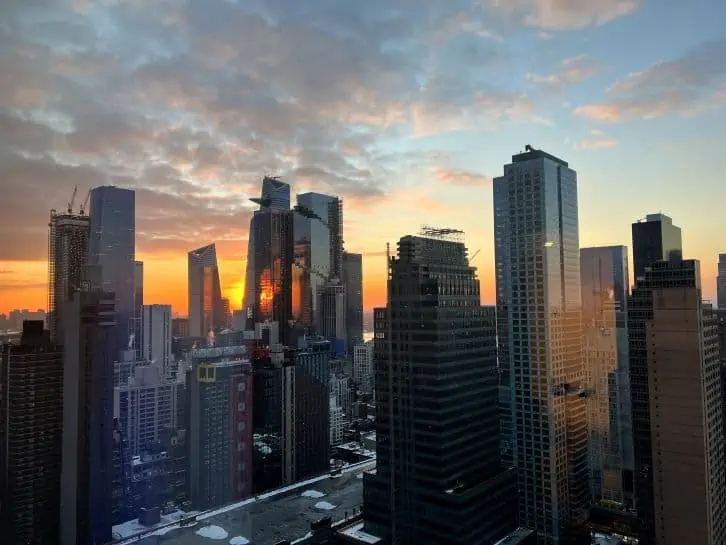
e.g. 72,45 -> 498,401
293,192 -> 344,330
142,304 -> 172,375
1,321 -> 64,545
353,340 -> 374,396
629,258 -> 725,545
717,253 -> 726,309
88,185 -> 135,357
47,208 -> 90,343
364,232 -> 517,545
247,178 -> 294,345
342,251 -> 364,351
580,246 -> 633,505
61,285 -> 117,545
317,278 -> 347,351
493,146 -> 589,544
187,243 -> 223,338
631,213 -> 682,282
134,260 -> 144,358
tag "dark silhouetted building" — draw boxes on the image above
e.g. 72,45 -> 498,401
295,339 -> 331,480
364,233 -> 517,545
630,258 -> 725,545
718,254 -> 726,309
134,260 -> 143,358
0,321 -> 64,545
342,252 -> 363,352
188,243 -> 224,337
631,213 -> 682,282
61,287 -> 117,545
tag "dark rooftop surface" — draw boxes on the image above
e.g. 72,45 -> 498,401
125,462 -> 372,545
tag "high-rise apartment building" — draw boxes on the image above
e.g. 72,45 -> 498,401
114,359 -> 180,456
171,317 -> 189,337
293,192 -> 344,332
342,251 -> 364,351
580,246 -> 633,505
61,286 -> 117,545
1,321 -> 64,545
717,254 -> 726,309
631,213 -> 682,282
142,304 -> 172,375
493,146 -> 589,544
188,345 -> 253,509
317,279 -> 347,350
88,185 -> 136,358
629,258 -> 726,545
247,179 -> 294,345
294,339 -> 331,480
188,243 -> 223,338
364,233 -> 517,545
134,260 -> 144,358
47,208 -> 90,343
353,341 -> 374,395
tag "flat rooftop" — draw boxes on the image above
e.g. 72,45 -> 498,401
116,461 -> 373,545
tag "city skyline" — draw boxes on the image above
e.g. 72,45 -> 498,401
2,0 -> 726,314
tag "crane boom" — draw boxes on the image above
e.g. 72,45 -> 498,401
68,185 -> 78,214
80,188 -> 91,215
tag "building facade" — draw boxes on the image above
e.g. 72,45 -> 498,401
188,346 -> 253,509
317,279 -> 347,350
629,258 -> 726,545
631,213 -> 682,282
493,147 -> 589,544
134,260 -> 144,359
364,234 -> 517,545
47,209 -> 90,344
717,254 -> 726,309
61,287 -> 117,545
295,339 -> 331,480
353,341 -> 374,396
188,243 -> 223,338
0,322 -> 64,545
142,304 -> 172,375
342,252 -> 364,352
88,185 -> 136,358
580,246 -> 633,505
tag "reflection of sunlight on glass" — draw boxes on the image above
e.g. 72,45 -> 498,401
226,280 -> 244,309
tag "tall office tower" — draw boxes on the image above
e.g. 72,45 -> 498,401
47,207 -> 90,343
364,233 -> 517,545
329,394 -> 345,447
493,146 -> 589,544
171,317 -> 189,337
317,279 -> 347,351
631,213 -> 682,282
629,258 -> 726,545
0,321 -> 63,544
248,179 -> 294,344
342,251 -> 364,351
580,246 -> 633,505
717,254 -> 726,309
294,339 -> 331,480
221,297 -> 231,328
353,340 -> 374,395
61,285 -> 117,545
134,261 -> 143,358
250,323 -> 297,493
142,304 -> 172,374
293,192 -> 344,329
88,186 -> 135,358
114,359 -> 180,455
188,345 -> 253,509
188,243 -> 223,337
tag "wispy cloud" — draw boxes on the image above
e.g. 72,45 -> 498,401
574,130 -> 618,150
527,55 -> 603,93
488,0 -> 642,30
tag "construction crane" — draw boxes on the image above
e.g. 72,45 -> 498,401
79,188 -> 91,215
470,249 -> 481,262
419,225 -> 465,242
67,185 -> 78,214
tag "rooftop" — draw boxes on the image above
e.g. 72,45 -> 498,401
115,460 -> 373,545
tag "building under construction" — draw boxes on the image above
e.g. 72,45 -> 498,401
47,188 -> 91,343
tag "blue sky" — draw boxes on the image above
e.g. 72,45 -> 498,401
1,0 -> 725,311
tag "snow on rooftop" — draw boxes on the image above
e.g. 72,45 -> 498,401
301,489 -> 326,498
112,509 -> 199,540
228,537 -> 250,545
314,501 -> 336,511
340,521 -> 381,544
195,524 -> 228,540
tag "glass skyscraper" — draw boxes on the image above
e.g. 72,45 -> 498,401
187,243 -> 223,338
494,146 -> 589,544
631,213 -> 682,282
580,246 -> 633,505
88,185 -> 136,358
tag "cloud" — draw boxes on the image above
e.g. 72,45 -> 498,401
527,55 -> 603,92
489,0 -> 642,30
576,40 -> 726,122
432,166 -> 493,186
574,130 -> 618,149
0,270 -> 14,274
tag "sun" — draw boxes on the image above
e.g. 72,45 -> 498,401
225,280 -> 245,310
